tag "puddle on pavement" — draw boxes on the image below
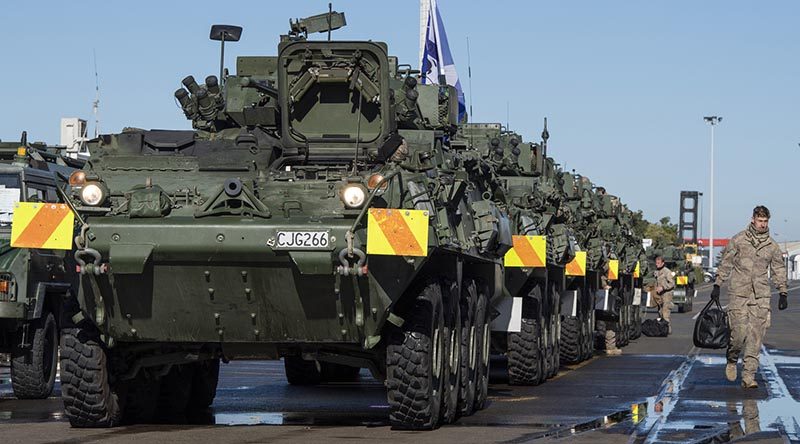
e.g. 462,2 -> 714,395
213,411 -> 389,426
633,347 -> 800,442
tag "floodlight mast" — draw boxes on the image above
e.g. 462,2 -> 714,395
703,115 -> 722,269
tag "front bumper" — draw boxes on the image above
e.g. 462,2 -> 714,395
78,216 -> 421,345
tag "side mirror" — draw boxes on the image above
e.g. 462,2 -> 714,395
210,25 -> 242,42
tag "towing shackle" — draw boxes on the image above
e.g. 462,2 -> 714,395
74,248 -> 109,275
336,248 -> 367,276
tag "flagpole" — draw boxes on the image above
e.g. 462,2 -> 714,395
419,0 -> 430,72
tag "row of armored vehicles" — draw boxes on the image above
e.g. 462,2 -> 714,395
2,11 -> 663,431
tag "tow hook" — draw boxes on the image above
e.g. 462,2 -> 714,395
74,248 -> 109,275
336,248 -> 368,276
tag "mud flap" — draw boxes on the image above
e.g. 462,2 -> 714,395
595,289 -> 619,321
560,290 -> 579,317
632,288 -> 642,306
490,296 -> 522,332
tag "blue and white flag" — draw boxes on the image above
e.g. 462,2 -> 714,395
420,0 -> 466,122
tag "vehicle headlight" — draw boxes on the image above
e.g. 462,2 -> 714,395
340,184 -> 367,209
80,182 -> 107,206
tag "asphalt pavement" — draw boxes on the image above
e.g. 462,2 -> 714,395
2,283 -> 799,443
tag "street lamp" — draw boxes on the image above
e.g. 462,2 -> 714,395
704,116 -> 722,269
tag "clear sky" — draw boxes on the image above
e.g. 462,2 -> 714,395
1,1 -> 798,240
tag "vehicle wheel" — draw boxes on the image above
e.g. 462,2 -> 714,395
122,372 -> 160,424
386,280 -> 446,430
632,306 -> 642,339
677,303 -> 685,314
585,310 -> 596,358
553,313 -> 561,372
11,310 -> 58,399
189,358 -> 220,408
559,316 -> 581,364
284,356 -> 321,385
440,280 -> 461,424
508,317 -> 544,385
473,282 -> 490,411
594,317 -> 605,351
457,279 -> 478,417
541,315 -> 553,379
60,326 -> 123,427
156,364 -> 193,423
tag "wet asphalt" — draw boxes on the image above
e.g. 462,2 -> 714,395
1,283 -> 799,443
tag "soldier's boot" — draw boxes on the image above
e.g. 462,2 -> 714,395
725,362 -> 738,382
604,329 -> 621,355
741,375 -> 758,389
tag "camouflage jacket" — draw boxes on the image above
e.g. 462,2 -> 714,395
715,228 -> 788,298
654,266 -> 675,297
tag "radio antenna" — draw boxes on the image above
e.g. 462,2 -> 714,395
92,50 -> 101,138
467,36 -> 473,123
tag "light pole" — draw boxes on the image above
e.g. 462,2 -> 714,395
704,116 -> 722,269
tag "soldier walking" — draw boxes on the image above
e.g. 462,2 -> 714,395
653,256 -> 675,334
711,205 -> 788,388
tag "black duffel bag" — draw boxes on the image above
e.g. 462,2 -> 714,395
642,318 -> 669,337
693,298 -> 730,349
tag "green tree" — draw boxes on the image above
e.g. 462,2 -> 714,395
643,216 -> 678,247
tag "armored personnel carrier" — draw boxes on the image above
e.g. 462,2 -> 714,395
58,12 -> 508,430
0,133 -> 82,399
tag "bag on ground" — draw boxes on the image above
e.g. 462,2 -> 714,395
641,318 -> 669,337
693,298 -> 730,349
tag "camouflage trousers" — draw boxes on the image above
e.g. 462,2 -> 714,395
727,296 -> 771,379
653,292 -> 672,325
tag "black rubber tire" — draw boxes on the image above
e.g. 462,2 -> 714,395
60,327 -> 123,427
386,280 -> 445,430
189,358 -> 220,408
440,280 -> 462,424
284,356 -> 322,385
457,280 -> 478,417
11,311 -> 58,399
542,315 -> 553,379
553,313 -> 561,373
631,306 -> 642,340
507,317 -> 544,385
156,364 -> 194,423
595,319 -> 606,351
473,284 -> 490,411
677,304 -> 685,314
559,316 -> 582,364
584,311 -> 595,359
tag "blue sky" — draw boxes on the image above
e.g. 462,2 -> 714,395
1,1 -> 798,240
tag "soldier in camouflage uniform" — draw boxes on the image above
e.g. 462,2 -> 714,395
711,205 -> 788,388
653,256 -> 675,334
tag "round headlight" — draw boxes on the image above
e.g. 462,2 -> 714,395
80,183 -> 106,206
367,173 -> 388,191
69,171 -> 86,186
341,184 -> 367,208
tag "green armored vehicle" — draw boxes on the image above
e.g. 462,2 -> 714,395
643,244 -> 694,313
452,121 -> 597,388
58,12 -> 508,430
0,134 -> 81,399
587,190 -> 644,349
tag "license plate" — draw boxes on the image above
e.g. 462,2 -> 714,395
274,231 -> 330,249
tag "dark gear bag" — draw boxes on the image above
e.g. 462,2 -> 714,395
693,298 -> 730,349
642,318 -> 669,337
